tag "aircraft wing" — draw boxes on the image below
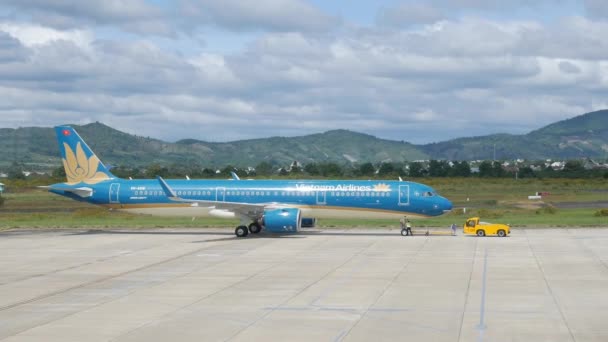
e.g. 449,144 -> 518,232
156,176 -> 268,217
38,185 -> 93,198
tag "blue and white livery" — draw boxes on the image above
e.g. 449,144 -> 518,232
45,126 -> 453,237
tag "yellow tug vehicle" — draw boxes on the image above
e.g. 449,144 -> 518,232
463,217 -> 510,237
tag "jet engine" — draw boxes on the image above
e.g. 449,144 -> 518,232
262,208 -> 301,233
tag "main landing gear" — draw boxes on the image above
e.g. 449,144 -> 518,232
234,221 -> 263,238
235,225 -> 248,237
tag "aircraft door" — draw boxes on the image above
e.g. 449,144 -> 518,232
109,183 -> 120,203
316,191 -> 326,205
216,187 -> 226,202
398,185 -> 409,206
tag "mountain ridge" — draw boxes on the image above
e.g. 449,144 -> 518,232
0,110 -> 606,170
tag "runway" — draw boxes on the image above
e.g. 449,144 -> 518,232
1,228 -> 608,341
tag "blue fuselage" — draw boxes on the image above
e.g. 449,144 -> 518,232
53,178 -> 452,219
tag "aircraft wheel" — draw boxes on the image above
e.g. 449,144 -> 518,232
235,225 -> 249,237
497,229 -> 506,237
401,229 -> 408,236
249,222 -> 262,234
476,229 -> 486,237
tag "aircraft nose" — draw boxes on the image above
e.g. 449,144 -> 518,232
440,196 -> 453,214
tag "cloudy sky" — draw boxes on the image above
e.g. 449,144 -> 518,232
0,1 -> 606,144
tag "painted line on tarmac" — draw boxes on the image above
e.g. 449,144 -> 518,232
477,248 -> 488,342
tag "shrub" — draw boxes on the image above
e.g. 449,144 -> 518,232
451,208 -> 466,216
594,209 -> 608,217
482,199 -> 498,206
477,209 -> 505,219
536,205 -> 557,215
0,196 -> 4,207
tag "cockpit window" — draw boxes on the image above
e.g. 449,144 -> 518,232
422,191 -> 434,197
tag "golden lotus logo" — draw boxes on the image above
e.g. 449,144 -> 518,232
373,183 -> 391,192
63,142 -> 110,184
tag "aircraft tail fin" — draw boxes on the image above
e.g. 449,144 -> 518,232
55,126 -> 115,184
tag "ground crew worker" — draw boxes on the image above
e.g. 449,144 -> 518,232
400,216 -> 412,236
451,223 -> 457,236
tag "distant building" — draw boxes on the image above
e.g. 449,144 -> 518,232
288,160 -> 301,172
550,162 -> 565,170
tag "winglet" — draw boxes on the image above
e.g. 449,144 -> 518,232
230,171 -> 240,180
157,176 -> 179,200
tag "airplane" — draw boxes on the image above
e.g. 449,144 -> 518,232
44,125 -> 453,237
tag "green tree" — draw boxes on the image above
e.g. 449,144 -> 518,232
408,162 -> 425,177
7,162 -> 25,180
202,168 -> 216,178
518,166 -> 536,178
450,161 -> 471,177
111,166 -> 135,179
492,161 -> 506,177
219,165 -> 237,177
51,166 -> 66,180
145,164 -> 169,178
478,161 -> 493,177
377,162 -> 395,177
358,162 -> 375,177
428,160 -> 449,177
304,163 -> 320,176
318,163 -> 343,177
562,160 -> 585,177
538,164 -> 556,178
255,161 -> 273,176
289,162 -> 303,175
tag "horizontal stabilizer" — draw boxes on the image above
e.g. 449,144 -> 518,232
39,185 -> 93,198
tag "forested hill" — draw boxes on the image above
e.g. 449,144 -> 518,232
420,110 -> 608,160
0,110 -> 606,170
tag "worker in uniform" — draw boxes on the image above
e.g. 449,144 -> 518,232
400,216 -> 413,236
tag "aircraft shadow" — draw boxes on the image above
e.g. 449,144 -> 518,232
63,228 -> 408,240
63,229 -> 306,242
65,229 -> 401,238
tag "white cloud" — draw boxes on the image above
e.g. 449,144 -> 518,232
0,2 -> 606,144
2,0 -> 171,35
177,0 -> 339,33
584,0 -> 608,19
377,4 -> 445,27
0,22 -> 93,48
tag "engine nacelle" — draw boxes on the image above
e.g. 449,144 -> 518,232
262,208 -> 301,233
301,217 -> 316,227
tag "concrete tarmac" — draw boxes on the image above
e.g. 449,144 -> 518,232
1,228 -> 608,341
